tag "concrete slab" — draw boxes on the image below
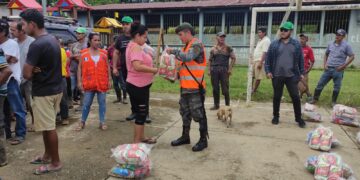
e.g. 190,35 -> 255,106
0,93 -> 359,180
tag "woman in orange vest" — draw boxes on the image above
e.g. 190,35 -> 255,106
126,23 -> 158,144
76,32 -> 111,131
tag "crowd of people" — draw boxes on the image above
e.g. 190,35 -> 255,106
0,7 -> 355,176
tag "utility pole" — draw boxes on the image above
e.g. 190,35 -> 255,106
42,0 -> 47,16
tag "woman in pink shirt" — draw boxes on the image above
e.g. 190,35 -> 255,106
126,23 -> 158,144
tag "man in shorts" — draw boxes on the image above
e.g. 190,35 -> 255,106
252,27 -> 271,94
21,9 -> 63,175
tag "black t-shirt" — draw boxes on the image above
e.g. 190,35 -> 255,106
115,35 -> 131,67
26,34 -> 63,96
115,35 -> 151,68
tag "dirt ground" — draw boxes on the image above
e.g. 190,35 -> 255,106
0,92 -> 359,180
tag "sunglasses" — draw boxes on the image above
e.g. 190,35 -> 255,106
280,28 -> 289,32
335,34 -> 343,37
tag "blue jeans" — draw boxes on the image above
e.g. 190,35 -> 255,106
4,78 -> 27,139
81,91 -> 106,123
315,67 -> 344,92
70,74 -> 78,100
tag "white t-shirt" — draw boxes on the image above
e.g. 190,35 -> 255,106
16,36 -> 35,81
253,36 -> 271,62
0,39 -> 21,83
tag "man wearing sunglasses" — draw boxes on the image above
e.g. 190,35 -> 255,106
265,21 -> 306,128
310,29 -> 354,106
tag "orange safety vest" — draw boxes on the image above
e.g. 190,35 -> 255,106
81,48 -> 109,92
178,38 -> 207,90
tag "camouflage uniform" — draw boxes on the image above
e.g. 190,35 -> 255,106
209,45 -> 234,107
172,41 -> 208,134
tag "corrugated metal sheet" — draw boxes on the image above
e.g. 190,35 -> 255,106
92,0 -> 356,11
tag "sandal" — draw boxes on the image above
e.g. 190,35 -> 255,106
9,137 -> 25,145
99,123 -> 107,130
30,156 -> 51,164
141,137 -> 157,144
75,122 -> 85,131
0,161 -> 8,167
33,165 -> 62,175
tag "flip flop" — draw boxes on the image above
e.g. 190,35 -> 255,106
99,123 -> 107,130
141,137 -> 157,144
9,137 -> 25,145
30,156 -> 51,165
75,122 -> 85,131
33,165 -> 62,175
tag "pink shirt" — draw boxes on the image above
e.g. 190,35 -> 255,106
126,41 -> 154,87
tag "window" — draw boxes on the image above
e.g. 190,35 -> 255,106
164,14 -> 180,34
324,10 -> 350,34
225,12 -> 245,34
297,11 -> 321,33
203,13 -> 222,34
183,13 -> 199,34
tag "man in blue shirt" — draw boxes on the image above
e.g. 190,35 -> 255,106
265,21 -> 306,128
310,29 -> 355,106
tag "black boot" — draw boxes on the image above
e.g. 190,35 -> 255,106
210,105 -> 219,111
192,131 -> 208,152
332,91 -> 339,107
171,126 -> 190,146
126,113 -> 136,121
225,94 -> 230,106
309,89 -> 322,104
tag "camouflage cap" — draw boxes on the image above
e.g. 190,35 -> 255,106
175,22 -> 195,35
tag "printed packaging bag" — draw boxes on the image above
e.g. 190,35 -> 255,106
159,50 -> 177,82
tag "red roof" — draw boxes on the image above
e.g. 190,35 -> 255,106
7,0 -> 42,10
55,0 -> 92,10
92,0 -> 356,10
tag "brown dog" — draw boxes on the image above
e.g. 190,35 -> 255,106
217,106 -> 232,128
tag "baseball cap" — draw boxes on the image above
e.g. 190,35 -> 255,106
75,27 -> 87,34
121,16 -> 133,23
217,32 -> 226,37
335,29 -> 346,36
175,22 -> 195,35
280,21 -> 294,30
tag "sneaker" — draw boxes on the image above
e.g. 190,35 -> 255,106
122,99 -> 128,104
272,117 -> 279,125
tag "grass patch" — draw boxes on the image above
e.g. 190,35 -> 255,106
151,66 -> 360,108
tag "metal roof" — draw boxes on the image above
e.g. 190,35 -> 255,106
92,0 -> 356,11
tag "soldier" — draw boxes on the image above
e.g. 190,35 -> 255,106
166,23 -> 208,152
208,32 -> 236,110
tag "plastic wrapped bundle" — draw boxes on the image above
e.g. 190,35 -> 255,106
304,103 -> 316,112
302,103 -> 322,122
333,104 -> 357,118
315,153 -> 342,180
111,143 -> 152,165
307,125 -> 336,152
357,132 -> 360,145
305,155 -> 318,174
110,143 -> 153,179
159,51 -> 177,82
331,114 -> 360,127
305,153 -> 354,180
303,111 -> 322,122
